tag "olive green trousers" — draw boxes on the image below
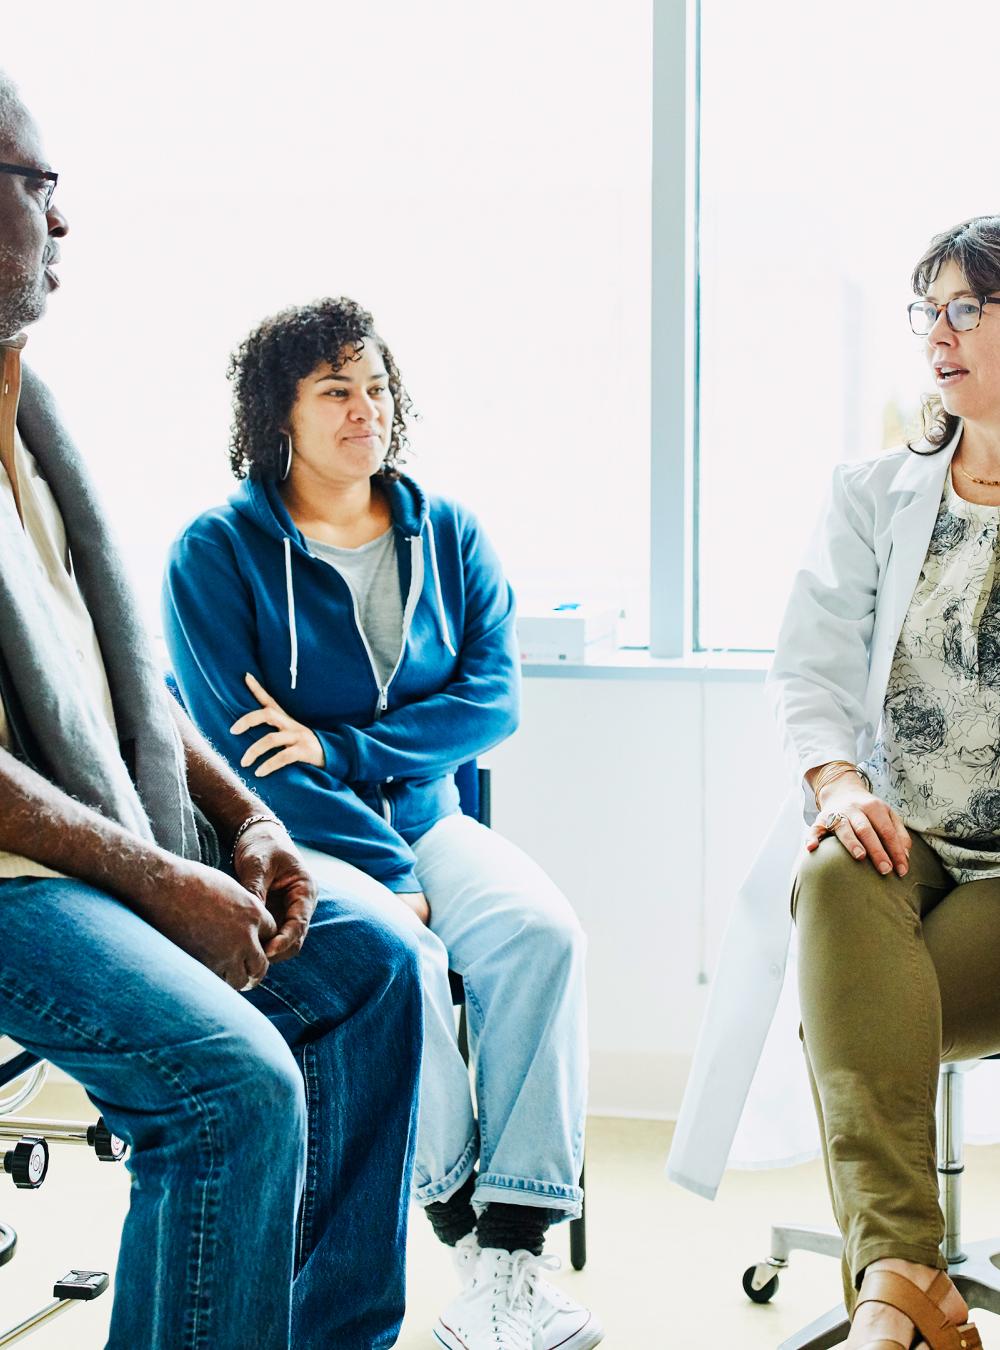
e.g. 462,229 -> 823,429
793,831 -> 1000,1309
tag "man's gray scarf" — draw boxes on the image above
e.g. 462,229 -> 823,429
0,365 -> 202,860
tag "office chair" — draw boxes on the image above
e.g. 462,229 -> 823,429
743,1060 -> 1000,1349
0,1042 -> 124,1344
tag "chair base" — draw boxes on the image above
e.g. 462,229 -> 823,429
950,1235 -> 1000,1314
778,1301 -> 849,1350
776,1236 -> 1000,1349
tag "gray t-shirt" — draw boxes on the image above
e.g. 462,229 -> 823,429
307,528 -> 404,686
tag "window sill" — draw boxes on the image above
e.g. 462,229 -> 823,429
520,649 -> 770,681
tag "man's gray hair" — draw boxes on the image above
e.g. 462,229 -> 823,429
0,71 -> 24,140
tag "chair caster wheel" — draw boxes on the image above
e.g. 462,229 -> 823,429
743,1263 -> 780,1304
87,1118 -> 127,1162
4,1137 -> 48,1188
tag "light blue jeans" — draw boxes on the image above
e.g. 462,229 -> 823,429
299,811 -> 587,1220
0,876 -> 423,1350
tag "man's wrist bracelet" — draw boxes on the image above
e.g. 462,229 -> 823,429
229,813 -> 283,866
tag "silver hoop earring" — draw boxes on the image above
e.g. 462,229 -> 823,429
279,433 -> 294,481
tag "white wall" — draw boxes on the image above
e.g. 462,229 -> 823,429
488,669 -> 786,1119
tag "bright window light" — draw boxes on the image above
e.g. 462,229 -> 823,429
7,2 -> 652,638
697,0 -> 1000,651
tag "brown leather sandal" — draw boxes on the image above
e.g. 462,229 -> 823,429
852,1269 -> 982,1349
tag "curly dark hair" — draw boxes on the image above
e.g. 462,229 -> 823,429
909,215 -> 1000,455
227,297 -> 413,480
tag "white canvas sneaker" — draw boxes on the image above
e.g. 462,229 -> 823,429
533,1269 -> 604,1350
433,1247 -> 540,1350
451,1231 -> 481,1289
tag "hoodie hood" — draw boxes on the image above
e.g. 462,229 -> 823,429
229,471 -> 430,546
228,472 -> 452,690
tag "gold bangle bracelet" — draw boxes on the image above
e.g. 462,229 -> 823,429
812,761 -> 855,796
812,762 -> 871,809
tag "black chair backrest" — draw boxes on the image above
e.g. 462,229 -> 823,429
454,760 -> 479,822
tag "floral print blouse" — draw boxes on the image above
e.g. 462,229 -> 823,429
862,470 -> 1000,882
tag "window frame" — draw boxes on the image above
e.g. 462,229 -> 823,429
649,0 -> 700,658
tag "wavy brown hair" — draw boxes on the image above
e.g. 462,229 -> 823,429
227,297 -> 413,480
909,215 -> 1000,455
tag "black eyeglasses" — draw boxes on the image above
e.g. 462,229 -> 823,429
908,293 -> 1000,335
0,162 -> 58,212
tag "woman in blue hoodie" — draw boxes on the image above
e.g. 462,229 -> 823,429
163,298 -> 600,1350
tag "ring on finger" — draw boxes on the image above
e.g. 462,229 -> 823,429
823,810 -> 845,830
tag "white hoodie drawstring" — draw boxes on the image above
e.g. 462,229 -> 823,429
282,514 -> 450,695
424,516 -> 457,656
283,536 -> 299,689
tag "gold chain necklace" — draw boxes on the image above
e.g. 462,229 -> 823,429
956,458 -> 1000,487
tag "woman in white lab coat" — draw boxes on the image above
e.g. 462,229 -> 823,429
670,215 -> 1000,1350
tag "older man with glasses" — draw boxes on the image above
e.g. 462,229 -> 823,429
0,72 -> 423,1350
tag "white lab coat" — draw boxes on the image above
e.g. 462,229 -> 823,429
665,425 -> 1000,1200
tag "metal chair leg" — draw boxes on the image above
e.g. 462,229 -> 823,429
938,1063 -> 965,1264
777,1304 -> 850,1350
0,1270 -> 109,1347
569,1161 -> 587,1270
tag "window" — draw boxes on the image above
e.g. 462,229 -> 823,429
9,2 -> 652,639
696,0 -> 1000,651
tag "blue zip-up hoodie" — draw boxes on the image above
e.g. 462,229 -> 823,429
162,474 -> 520,893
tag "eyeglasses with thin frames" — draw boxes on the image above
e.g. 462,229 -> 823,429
908,293 -> 1000,336
0,162 -> 58,213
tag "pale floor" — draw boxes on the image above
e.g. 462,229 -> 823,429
5,1087 -> 1000,1348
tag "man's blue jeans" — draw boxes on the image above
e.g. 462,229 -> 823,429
0,876 -> 422,1349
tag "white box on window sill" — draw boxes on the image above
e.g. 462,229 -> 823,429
517,603 -> 620,663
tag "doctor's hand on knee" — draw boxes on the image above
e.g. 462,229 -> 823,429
805,769 -> 911,877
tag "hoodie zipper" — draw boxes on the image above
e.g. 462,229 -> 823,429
276,489 -> 453,829
340,590 -> 393,822
342,568 -> 399,722
339,533 -> 424,825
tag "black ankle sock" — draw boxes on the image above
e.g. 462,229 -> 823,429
475,1202 -> 554,1257
424,1173 -> 477,1247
